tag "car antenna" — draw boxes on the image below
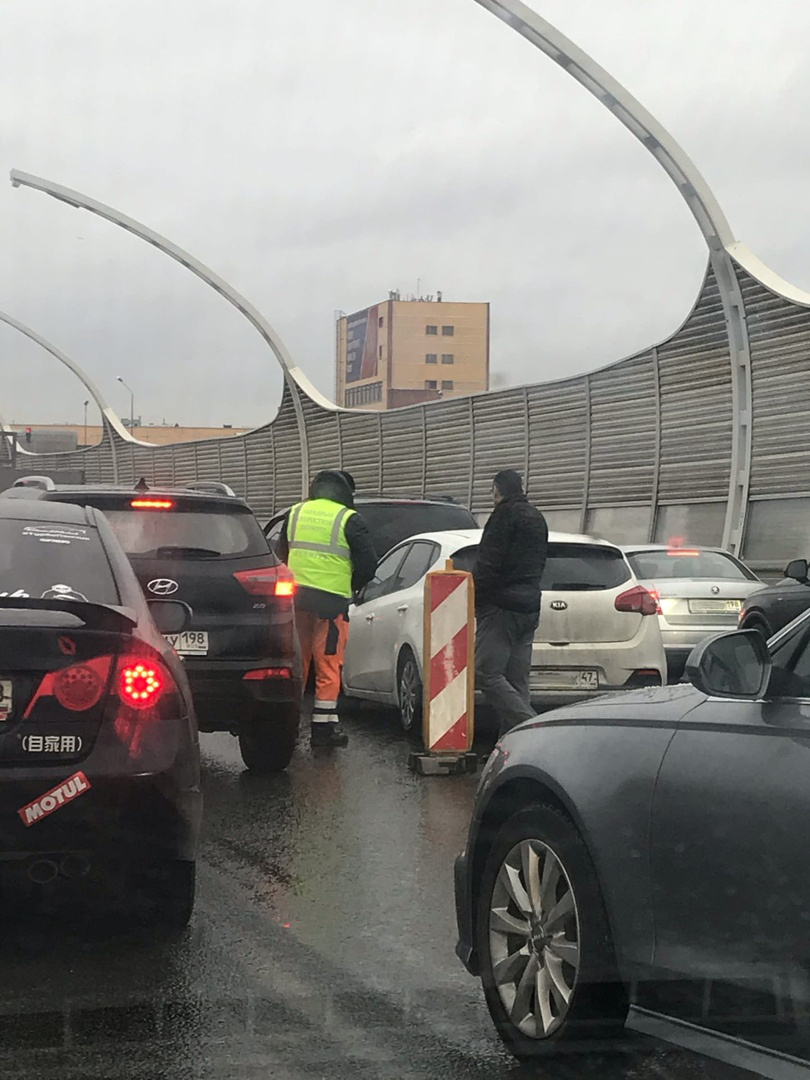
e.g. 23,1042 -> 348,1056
134,477 -> 149,492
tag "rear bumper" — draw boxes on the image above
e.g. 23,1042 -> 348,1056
183,657 -> 302,731
0,768 -> 202,866
531,623 -> 666,694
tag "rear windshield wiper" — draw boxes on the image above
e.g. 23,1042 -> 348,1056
138,546 -> 222,559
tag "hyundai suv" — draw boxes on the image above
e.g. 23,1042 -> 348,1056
1,477 -> 302,773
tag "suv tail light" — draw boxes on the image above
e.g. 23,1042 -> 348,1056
234,565 -> 296,599
615,585 -> 661,616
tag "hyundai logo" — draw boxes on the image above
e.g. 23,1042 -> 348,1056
147,578 -> 179,596
550,600 -> 568,611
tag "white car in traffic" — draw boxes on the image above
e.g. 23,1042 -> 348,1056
342,528 -> 666,733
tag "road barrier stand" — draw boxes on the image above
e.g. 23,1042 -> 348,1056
408,561 -> 478,776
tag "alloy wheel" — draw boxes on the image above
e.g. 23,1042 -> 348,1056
398,658 -> 420,731
489,839 -> 581,1039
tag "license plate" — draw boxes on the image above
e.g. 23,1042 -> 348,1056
688,599 -> 742,615
532,669 -> 599,690
0,679 -> 12,721
165,631 -> 209,656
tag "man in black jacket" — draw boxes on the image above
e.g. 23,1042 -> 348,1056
474,469 -> 548,735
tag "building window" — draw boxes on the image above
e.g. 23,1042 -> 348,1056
379,345 -> 383,359
441,380 -> 454,390
425,379 -> 438,390
441,325 -> 454,336
344,381 -> 383,407
426,325 -> 438,335
441,353 -> 454,364
378,316 -> 384,328
426,353 -> 437,364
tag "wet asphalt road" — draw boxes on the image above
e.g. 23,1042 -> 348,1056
0,707 -> 777,1079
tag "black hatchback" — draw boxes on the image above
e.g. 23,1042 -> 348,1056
0,499 -> 201,928
2,478 -> 303,773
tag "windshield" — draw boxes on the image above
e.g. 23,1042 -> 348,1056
627,549 -> 754,581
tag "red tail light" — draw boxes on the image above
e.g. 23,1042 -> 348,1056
243,667 -> 292,681
118,657 -> 165,709
25,655 -> 113,717
131,499 -> 174,510
234,565 -> 296,599
615,585 -> 661,616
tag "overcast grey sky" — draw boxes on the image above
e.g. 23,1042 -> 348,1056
1,0 -> 809,428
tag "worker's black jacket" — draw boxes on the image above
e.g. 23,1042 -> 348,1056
473,494 -> 548,614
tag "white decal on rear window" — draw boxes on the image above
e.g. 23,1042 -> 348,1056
22,526 -> 90,545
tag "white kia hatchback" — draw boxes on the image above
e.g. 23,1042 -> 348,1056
342,528 -> 666,734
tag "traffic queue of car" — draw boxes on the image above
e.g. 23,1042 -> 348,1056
2,472 -> 809,1060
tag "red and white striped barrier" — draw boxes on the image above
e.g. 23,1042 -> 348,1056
422,565 -> 475,755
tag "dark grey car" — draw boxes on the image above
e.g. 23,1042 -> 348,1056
454,614 -> 810,1058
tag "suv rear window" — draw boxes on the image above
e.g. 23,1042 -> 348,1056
542,543 -> 630,591
0,519 -> 118,604
359,502 -> 476,558
98,504 -> 268,559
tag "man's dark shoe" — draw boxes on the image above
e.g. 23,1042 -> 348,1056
310,722 -> 349,748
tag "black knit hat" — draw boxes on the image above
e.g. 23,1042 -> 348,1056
493,469 -> 524,497
338,470 -> 356,493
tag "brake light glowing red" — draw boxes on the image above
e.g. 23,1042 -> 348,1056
615,585 -> 661,616
234,566 -> 296,598
243,667 -> 293,680
130,499 -> 174,510
119,659 -> 164,709
25,654 -> 113,717
667,549 -> 701,557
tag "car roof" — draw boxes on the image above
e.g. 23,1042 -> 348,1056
6,484 -> 250,510
0,499 -> 96,526
392,528 -> 623,549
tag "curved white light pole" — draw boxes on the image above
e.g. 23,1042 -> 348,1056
10,169 -> 312,490
472,0 -> 754,552
0,309 -> 152,480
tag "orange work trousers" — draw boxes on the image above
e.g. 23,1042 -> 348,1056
295,610 -> 350,715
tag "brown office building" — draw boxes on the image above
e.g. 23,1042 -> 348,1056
336,293 -> 489,411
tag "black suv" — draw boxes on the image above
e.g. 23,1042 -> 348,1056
2,477 -> 302,773
265,495 -> 478,560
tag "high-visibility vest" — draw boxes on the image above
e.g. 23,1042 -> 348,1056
287,498 -> 356,599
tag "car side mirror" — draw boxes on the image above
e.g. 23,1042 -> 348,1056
785,558 -> 809,583
147,599 -> 192,635
685,629 -> 771,699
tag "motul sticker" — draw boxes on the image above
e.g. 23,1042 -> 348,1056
18,771 -> 90,827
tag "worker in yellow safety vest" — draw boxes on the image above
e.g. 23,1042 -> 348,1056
278,470 -> 377,747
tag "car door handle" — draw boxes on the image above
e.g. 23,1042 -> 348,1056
365,613 -> 375,622
397,605 -> 408,614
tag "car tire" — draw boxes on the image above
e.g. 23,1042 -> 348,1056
136,860 -> 196,933
397,649 -> 423,740
476,805 -> 628,1059
238,705 -> 299,773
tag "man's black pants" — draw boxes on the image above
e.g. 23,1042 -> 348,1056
475,606 -> 539,737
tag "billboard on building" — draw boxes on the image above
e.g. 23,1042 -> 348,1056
345,305 -> 379,384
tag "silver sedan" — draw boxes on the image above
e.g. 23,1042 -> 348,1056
621,543 -> 763,681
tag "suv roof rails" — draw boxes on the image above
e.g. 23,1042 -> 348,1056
185,481 -> 236,498
13,475 -> 56,491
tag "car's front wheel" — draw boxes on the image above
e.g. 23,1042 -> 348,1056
397,649 -> 423,739
476,805 -> 628,1058
238,705 -> 299,773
